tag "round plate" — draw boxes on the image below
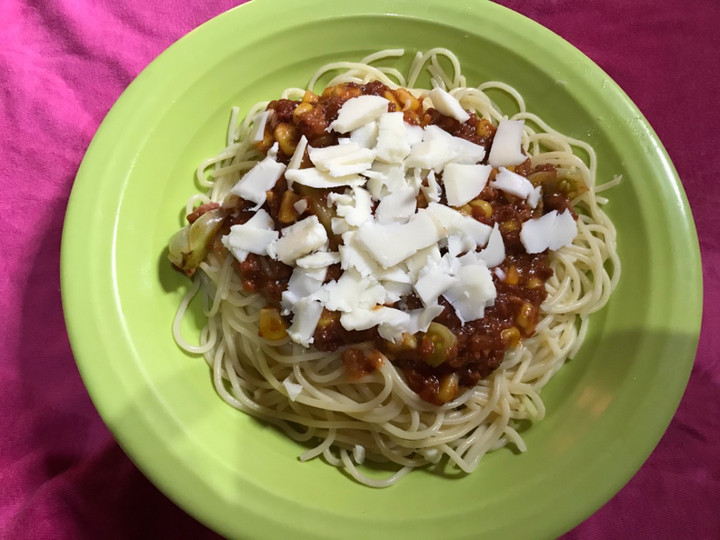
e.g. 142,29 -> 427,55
61,0 -> 702,538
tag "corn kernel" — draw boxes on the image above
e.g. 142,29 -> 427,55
293,102 -> 313,121
437,373 -> 459,404
259,308 -> 288,340
501,327 -> 521,346
500,219 -> 519,232
383,90 -> 401,111
516,302 -> 537,331
278,190 -> 300,224
476,118 -> 495,138
394,88 -> 420,111
470,199 -> 492,218
527,277 -> 543,289
302,90 -> 319,104
316,308 -> 338,329
274,122 -> 299,156
505,265 -> 519,285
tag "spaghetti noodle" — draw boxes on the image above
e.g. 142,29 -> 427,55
169,49 -> 619,487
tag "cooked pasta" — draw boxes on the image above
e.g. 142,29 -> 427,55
169,48 -> 619,487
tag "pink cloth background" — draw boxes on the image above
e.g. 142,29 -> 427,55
1,0 -> 717,537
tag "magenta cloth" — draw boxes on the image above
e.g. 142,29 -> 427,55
1,0 -> 717,537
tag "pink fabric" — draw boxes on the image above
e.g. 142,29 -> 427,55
0,0 -> 717,537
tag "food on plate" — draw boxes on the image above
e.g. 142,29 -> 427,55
168,48 -> 620,487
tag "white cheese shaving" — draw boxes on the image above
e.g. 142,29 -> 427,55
404,126 -> 451,171
316,269 -> 394,315
284,167 -> 365,189
296,251 -> 341,269
446,234 -> 474,258
268,216 -> 328,265
287,298 -> 324,347
251,110 -> 272,143
406,125 -> 485,171
439,252 -> 462,275
317,270 -> 369,312
414,259 -> 457,306
442,263 -> 496,324
519,209 -> 577,253
406,305 -> 445,334
331,216 -> 351,235
374,112 -> 412,164
404,126 -> 453,171
519,211 -> 555,253
350,121 -> 379,149
477,223 -> 505,268
403,245 -> 442,282
488,119 -> 526,167
293,198 -> 308,215
429,87 -> 470,123
340,306 -> 409,342
527,186 -> 542,209
281,267 -> 326,315
230,145 -> 286,208
309,142 -> 375,177
329,95 -> 390,133
303,266 -> 329,281
328,187 -> 373,227
267,142 -> 279,161
451,137 -> 487,165
379,280 -> 413,303
353,445 -> 366,465
421,170 -> 442,203
338,231 -> 379,278
223,228 -> 278,263
491,167 -> 537,204
548,209 -> 578,250
405,124 -> 424,146
443,163 -> 492,207
355,210 -> 439,268
345,303 -> 443,343
376,266 -> 413,284
282,378 -> 304,401
287,135 -> 308,172
425,202 -> 492,247
374,185 -> 417,224
364,162 -> 406,193
222,209 -> 279,262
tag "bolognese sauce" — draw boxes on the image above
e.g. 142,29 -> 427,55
179,81 -> 579,406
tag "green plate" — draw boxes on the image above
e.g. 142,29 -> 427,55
60,0 -> 702,538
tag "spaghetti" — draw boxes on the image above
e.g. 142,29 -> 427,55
169,49 -> 619,487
